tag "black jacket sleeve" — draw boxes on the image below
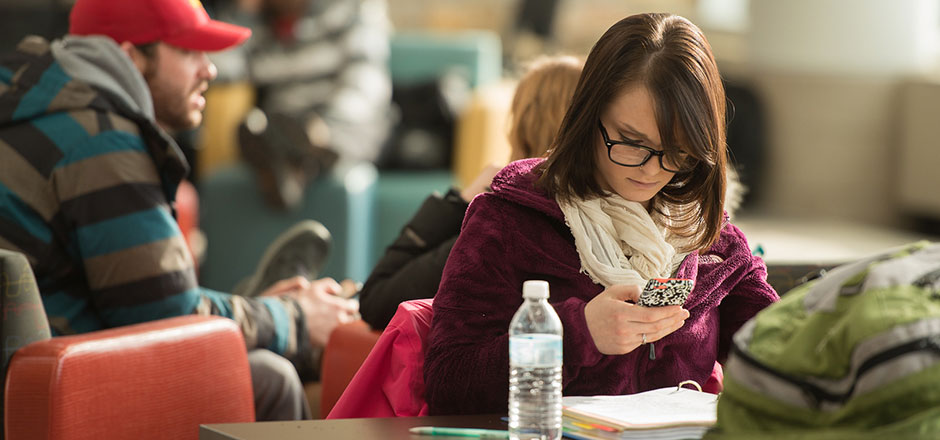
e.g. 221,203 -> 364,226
359,188 -> 468,329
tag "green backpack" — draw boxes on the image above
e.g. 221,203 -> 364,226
707,241 -> 940,440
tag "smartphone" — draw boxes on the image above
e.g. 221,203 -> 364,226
638,278 -> 694,307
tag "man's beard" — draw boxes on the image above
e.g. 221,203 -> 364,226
143,64 -> 202,132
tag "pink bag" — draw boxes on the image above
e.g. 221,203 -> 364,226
327,299 -> 433,418
704,360 -> 723,394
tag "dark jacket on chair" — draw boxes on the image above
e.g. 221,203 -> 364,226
359,187 -> 467,329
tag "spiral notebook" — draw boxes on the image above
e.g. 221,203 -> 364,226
561,386 -> 718,440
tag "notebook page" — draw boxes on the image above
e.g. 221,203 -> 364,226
563,387 -> 718,429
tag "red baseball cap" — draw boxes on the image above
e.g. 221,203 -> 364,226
69,0 -> 251,52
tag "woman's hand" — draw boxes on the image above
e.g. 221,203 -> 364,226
584,284 -> 690,355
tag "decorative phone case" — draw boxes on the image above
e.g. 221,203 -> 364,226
638,278 -> 694,307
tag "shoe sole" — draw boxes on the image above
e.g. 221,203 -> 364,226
239,220 -> 332,297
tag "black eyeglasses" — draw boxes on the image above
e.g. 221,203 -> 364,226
598,120 -> 692,173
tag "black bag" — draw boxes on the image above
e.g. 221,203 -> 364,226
377,71 -> 469,170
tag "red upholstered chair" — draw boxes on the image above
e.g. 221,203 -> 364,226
319,320 -> 382,418
1,249 -> 255,440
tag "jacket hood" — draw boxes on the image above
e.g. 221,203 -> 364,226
0,35 -> 153,126
51,36 -> 155,121
489,158 -> 565,222
0,35 -> 189,191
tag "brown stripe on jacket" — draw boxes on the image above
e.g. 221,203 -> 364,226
48,82 -> 98,115
65,108 -> 103,138
59,182 -> 166,228
84,234 -> 194,291
0,138 -> 57,221
55,149 -> 160,201
194,294 -> 278,353
106,113 -> 141,135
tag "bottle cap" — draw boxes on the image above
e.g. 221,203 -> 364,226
522,280 -> 549,299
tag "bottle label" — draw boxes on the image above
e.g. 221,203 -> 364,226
509,334 -> 562,368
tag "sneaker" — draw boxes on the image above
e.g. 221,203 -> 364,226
233,220 -> 332,297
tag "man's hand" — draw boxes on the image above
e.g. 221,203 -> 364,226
583,284 -> 689,355
259,276 -> 311,297
264,277 -> 359,347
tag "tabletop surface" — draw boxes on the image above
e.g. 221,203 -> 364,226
200,414 -> 507,440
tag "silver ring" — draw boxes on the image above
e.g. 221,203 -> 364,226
641,333 -> 647,345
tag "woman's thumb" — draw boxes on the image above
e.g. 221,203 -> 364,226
603,283 -> 642,303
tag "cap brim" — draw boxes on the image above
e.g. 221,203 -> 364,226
163,19 -> 251,52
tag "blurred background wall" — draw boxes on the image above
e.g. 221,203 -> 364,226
388,0 -> 940,232
2,0 -> 938,267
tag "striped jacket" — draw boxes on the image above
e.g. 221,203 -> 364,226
0,36 -> 312,363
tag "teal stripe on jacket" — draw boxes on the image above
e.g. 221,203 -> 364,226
261,297 -> 289,354
0,181 -> 52,243
13,63 -> 70,121
76,207 -> 178,259
59,131 -> 148,166
202,288 -> 234,319
32,112 -> 90,153
43,290 -> 104,335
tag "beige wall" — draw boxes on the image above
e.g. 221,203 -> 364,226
389,0 -> 940,227
388,0 -> 696,56
747,73 -> 902,224
742,0 -> 938,226
897,79 -> 940,219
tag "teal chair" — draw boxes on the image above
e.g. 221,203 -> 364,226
388,30 -> 502,89
369,170 -> 455,269
198,161 -> 377,291
197,31 -> 502,285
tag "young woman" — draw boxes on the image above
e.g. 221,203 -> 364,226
358,56 -> 583,329
423,13 -> 778,415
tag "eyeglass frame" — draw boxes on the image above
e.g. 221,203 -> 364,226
597,120 -> 691,173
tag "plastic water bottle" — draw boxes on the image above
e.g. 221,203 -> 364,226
509,280 -> 563,440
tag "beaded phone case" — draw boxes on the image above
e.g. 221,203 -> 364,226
638,278 -> 694,307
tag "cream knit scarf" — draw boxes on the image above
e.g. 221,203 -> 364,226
558,193 -> 692,288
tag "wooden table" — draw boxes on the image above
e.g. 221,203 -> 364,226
200,414 -> 507,440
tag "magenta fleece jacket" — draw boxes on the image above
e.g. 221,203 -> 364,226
423,158 -> 779,415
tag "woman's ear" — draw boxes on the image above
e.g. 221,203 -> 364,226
119,41 -> 149,74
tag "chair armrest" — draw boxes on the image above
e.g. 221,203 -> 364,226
4,315 -> 254,440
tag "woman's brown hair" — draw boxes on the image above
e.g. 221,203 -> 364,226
508,55 -> 583,161
537,12 -> 727,251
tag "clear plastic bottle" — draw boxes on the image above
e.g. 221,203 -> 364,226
508,280 -> 563,440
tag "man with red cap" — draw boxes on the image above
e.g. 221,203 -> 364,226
0,0 -> 358,421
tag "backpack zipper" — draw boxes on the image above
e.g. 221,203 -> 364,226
732,334 -> 940,407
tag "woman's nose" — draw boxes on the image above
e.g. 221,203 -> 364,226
640,156 -> 662,175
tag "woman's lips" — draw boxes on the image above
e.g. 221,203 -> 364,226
628,178 -> 658,189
